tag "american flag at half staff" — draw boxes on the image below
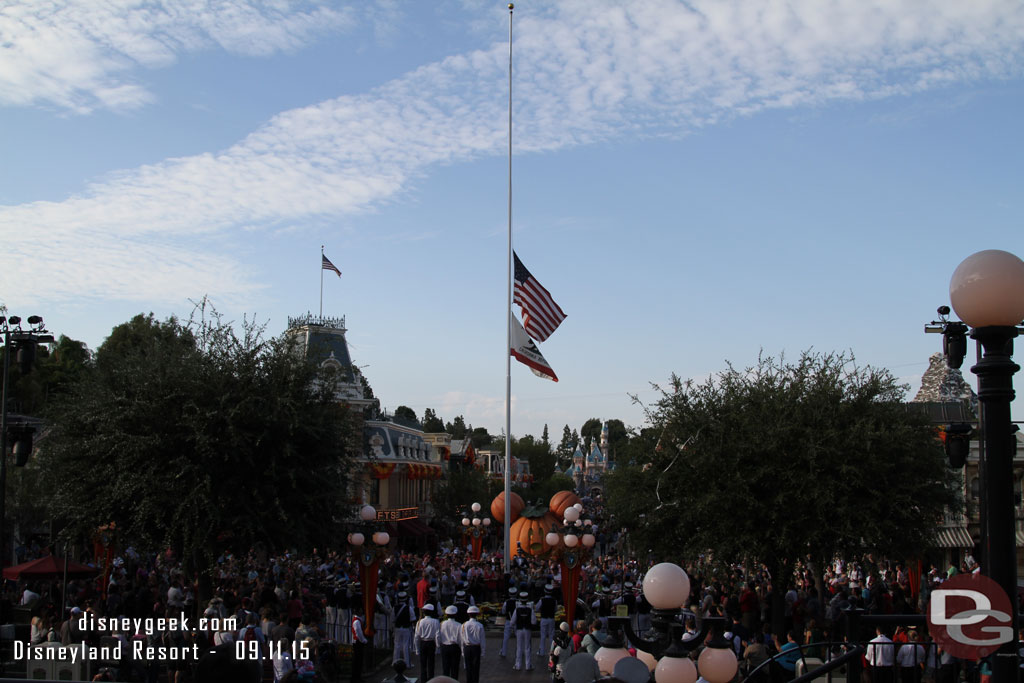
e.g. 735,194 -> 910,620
513,251 -> 566,342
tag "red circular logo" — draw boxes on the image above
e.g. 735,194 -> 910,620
926,573 -> 1014,659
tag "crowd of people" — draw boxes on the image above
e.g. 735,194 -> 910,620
2,516 -> 1011,683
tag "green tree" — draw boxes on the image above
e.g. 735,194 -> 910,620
604,419 -> 629,458
422,408 -> 445,432
40,311 -> 361,584
446,415 -> 468,439
556,425 -> 574,465
393,405 -> 419,428
580,418 -> 602,453
531,473 -> 576,506
431,466 -> 491,532
605,351 -> 958,636
541,424 -> 549,446
515,435 -> 557,484
469,427 -> 493,450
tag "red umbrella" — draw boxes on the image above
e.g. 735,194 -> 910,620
3,555 -> 97,581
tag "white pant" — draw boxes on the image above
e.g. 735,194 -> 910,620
538,618 -> 555,657
500,620 -> 514,656
515,629 -> 533,670
339,609 -> 352,644
392,627 -> 412,665
325,606 -> 339,641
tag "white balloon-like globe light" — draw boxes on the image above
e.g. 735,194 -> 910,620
656,655 -> 698,683
698,646 -> 738,683
546,532 -> 560,546
471,502 -> 481,512
594,645 -> 629,675
564,507 -> 581,523
372,531 -> 390,546
636,649 -> 657,672
950,250 -> 1024,328
482,518 -> 491,526
643,562 -> 691,610
472,518 -> 481,526
462,517 -> 470,526
564,534 -> 579,547
349,532 -> 364,547
359,505 -> 376,521
582,533 -> 596,547
573,503 -> 583,511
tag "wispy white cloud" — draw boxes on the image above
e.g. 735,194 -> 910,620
1,0 -> 1022,307
0,0 -> 355,113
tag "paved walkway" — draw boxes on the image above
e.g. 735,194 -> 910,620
365,631 -> 554,683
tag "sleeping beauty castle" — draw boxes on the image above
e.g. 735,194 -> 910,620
563,422 -> 612,492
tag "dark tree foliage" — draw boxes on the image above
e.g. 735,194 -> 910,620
556,425 -> 574,465
422,408 -> 445,433
469,427 -> 493,450
604,419 -> 629,457
541,424 -> 549,446
431,466 -> 493,532
446,416 -> 468,440
531,474 -> 576,505
515,435 -> 557,483
605,351 -> 958,632
40,311 -> 361,574
393,405 -> 420,428
580,418 -> 602,453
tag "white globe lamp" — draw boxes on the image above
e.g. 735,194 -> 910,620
642,563 -> 691,610
697,646 -> 738,683
656,654 -> 698,683
950,250 -> 1024,328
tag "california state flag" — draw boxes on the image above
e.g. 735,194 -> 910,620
510,314 -> 558,382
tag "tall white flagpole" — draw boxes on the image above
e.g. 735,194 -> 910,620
503,2 -> 514,575
319,245 -> 325,319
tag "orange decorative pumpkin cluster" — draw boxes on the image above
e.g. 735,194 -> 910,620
549,490 -> 581,518
490,491 -> 525,524
510,503 -> 559,556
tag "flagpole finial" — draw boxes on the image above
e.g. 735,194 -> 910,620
508,3 -> 513,10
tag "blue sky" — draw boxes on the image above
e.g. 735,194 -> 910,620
1,0 -> 1022,440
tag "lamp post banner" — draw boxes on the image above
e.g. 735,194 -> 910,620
561,560 -> 580,628
927,573 -> 1014,660
360,556 -> 380,637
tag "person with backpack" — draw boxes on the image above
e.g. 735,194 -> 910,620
391,590 -> 414,667
513,591 -> 536,671
499,586 -> 518,657
238,612 -> 266,659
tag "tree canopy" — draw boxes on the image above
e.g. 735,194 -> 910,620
40,311 -> 362,574
606,351 -> 957,627
422,408 -> 445,433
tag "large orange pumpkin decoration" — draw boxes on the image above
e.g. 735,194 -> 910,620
490,491 -> 525,524
510,506 -> 560,556
549,490 -> 581,518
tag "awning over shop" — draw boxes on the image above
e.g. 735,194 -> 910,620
935,527 -> 974,548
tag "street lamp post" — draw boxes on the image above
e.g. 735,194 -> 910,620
608,561 -> 734,683
460,502 -> 491,560
945,249 -> 1024,683
0,315 -> 53,567
544,502 -> 595,628
348,504 -> 391,644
